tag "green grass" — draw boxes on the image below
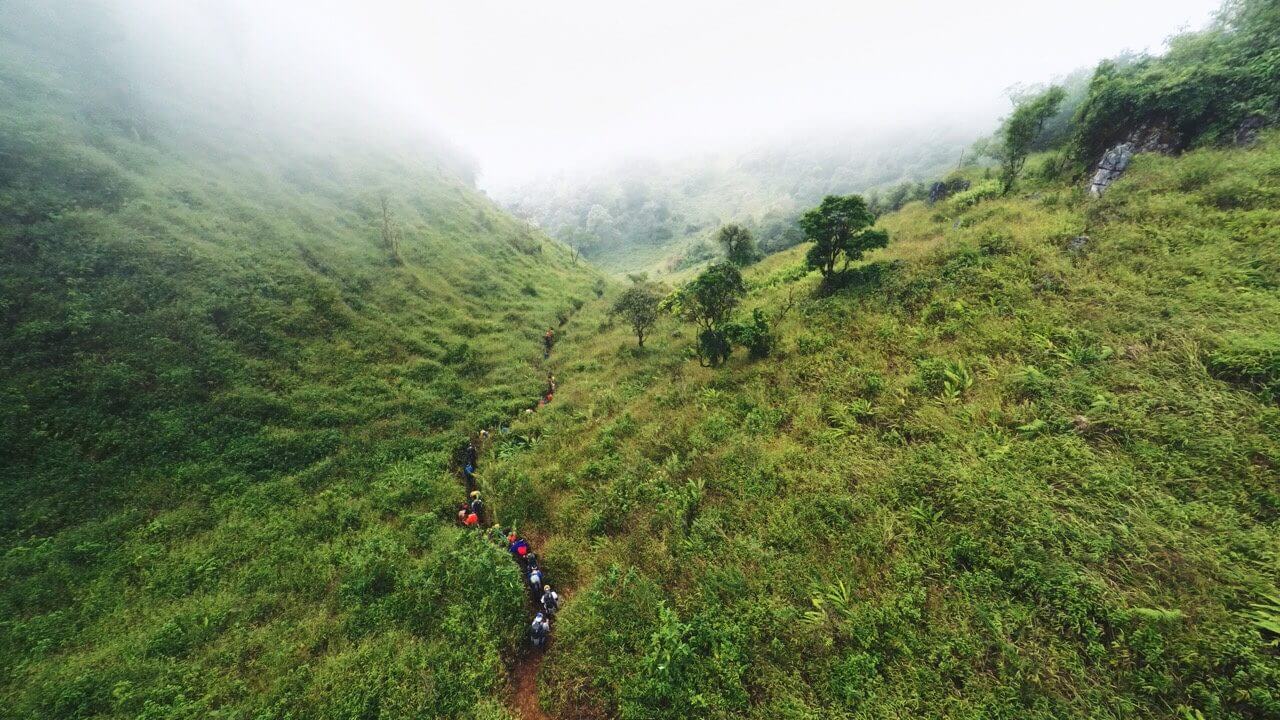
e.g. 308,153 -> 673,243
0,33 -> 601,719
484,135 -> 1280,719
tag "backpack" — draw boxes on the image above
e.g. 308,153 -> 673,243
543,591 -> 559,612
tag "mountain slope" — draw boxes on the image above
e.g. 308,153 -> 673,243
0,22 -> 600,719
484,136 -> 1280,718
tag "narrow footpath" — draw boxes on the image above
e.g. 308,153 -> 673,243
453,326 -> 566,719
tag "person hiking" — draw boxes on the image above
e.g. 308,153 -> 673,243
508,535 -> 530,561
457,504 -> 469,525
543,328 -> 555,358
468,490 -> 483,517
465,441 -> 478,469
545,372 -> 557,397
528,565 -> 543,594
463,510 -> 478,527
463,463 -> 476,487
530,612 -> 550,648
541,585 -> 560,617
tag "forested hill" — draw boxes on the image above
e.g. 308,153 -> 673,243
0,6 -> 599,717
500,126 -> 978,276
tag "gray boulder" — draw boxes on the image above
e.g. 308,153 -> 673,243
1088,125 -> 1178,197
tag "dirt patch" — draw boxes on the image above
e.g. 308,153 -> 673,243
511,650 -> 550,720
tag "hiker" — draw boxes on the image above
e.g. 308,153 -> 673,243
465,441 -> 478,469
541,585 -> 560,617
528,564 -> 543,594
463,510 -> 479,527
524,551 -> 539,569
543,328 -> 555,357
469,490 -> 483,517
463,463 -> 476,486
545,372 -> 557,397
530,612 -> 550,648
457,504 -> 469,525
508,536 -> 530,561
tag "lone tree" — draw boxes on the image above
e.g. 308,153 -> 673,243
995,85 -> 1066,193
611,284 -> 662,348
799,194 -> 888,280
663,262 -> 746,366
715,223 -> 760,266
565,228 -> 597,264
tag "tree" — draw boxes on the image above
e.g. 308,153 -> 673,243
663,262 -> 746,366
714,223 -> 759,266
565,227 -> 597,264
799,194 -> 889,280
611,284 -> 662,348
995,86 -> 1066,193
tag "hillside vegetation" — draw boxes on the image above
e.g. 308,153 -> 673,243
0,16 -> 600,718
4,0 -> 1280,718
502,128 -> 976,276
487,133 -> 1280,719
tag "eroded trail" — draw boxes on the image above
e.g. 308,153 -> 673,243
511,651 -> 551,720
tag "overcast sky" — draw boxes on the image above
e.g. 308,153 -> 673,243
125,0 -> 1223,190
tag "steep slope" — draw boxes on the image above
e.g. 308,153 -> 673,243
484,137 -> 1280,718
0,21 -> 600,720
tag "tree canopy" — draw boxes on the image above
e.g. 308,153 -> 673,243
995,86 -> 1066,193
714,223 -> 760,266
663,262 -> 746,366
799,194 -> 889,279
611,284 -> 663,348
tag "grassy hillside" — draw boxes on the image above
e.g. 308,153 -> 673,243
483,136 -> 1280,718
0,25 -> 601,719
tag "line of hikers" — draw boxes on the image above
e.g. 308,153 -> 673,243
457,444 -> 562,649
454,348 -> 563,650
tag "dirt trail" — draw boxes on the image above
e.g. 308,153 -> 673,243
511,651 -> 550,720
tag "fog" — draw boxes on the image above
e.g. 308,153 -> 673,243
68,0 -> 1223,188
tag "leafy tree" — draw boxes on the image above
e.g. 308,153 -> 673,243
799,194 -> 889,279
663,262 -> 746,366
565,227 -> 597,264
714,223 -> 759,266
611,284 -> 662,348
994,86 -> 1066,193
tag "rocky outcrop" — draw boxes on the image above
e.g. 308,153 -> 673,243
1235,116 -> 1266,146
1088,125 -> 1178,196
927,178 -> 970,204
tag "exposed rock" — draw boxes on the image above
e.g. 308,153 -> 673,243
1088,143 -> 1135,197
1088,125 -> 1179,196
928,182 -> 947,204
1071,415 -> 1091,433
1235,116 -> 1265,146
927,178 -> 970,205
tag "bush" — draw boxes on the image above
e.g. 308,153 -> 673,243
948,181 -> 1001,210
726,309 -> 775,359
